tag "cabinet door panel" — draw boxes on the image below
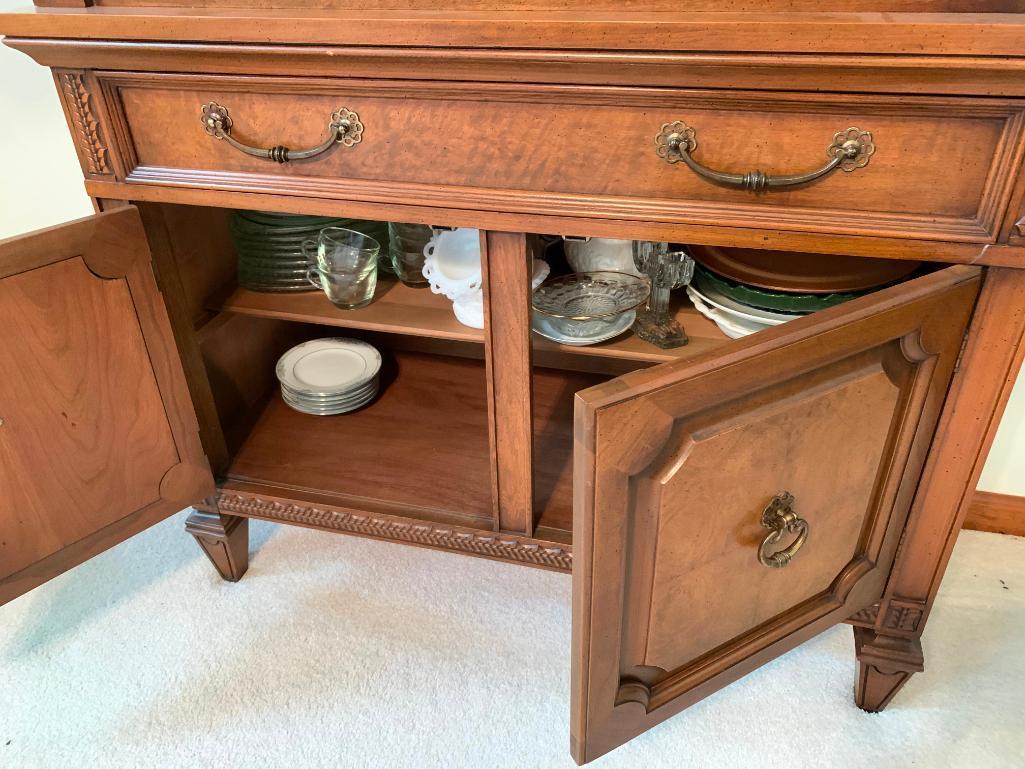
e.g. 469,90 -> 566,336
571,265 -> 980,764
0,208 -> 213,605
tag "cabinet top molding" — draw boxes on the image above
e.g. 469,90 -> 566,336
3,9 -> 1025,56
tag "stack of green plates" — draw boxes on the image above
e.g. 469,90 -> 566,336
230,211 -> 392,293
693,265 -> 860,313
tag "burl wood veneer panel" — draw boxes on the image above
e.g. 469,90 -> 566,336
572,266 -> 980,763
640,349 -> 904,669
100,74 -> 1025,242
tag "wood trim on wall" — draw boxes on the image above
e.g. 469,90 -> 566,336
964,490 -> 1025,537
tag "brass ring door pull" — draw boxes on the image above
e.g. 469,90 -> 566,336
201,102 -> 363,163
655,122 -> 874,192
757,491 -> 809,569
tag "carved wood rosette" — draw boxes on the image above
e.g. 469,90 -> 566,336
56,71 -> 112,176
881,598 -> 927,635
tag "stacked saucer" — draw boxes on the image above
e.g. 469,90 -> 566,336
275,338 -> 382,416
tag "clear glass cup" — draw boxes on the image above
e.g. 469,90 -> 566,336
387,222 -> 432,287
302,228 -> 380,309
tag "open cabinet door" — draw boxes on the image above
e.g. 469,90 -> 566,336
571,265 -> 981,763
0,207 -> 214,606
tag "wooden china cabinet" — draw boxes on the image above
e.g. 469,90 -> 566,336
3,1 -> 1025,763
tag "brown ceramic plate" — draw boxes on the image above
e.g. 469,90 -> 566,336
687,244 -> 921,294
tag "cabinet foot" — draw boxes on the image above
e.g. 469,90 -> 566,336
185,509 -> 249,582
853,626 -> 924,712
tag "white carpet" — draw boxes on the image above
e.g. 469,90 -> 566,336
1,513 -> 1023,769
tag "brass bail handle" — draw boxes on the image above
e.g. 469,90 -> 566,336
757,491 -> 809,569
201,102 -> 364,164
655,122 -> 874,192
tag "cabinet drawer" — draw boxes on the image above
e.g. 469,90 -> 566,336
96,73 -> 1025,243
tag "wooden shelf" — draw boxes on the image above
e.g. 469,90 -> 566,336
217,273 -> 481,343
224,350 -> 493,524
220,346 -> 598,544
533,295 -> 730,372
215,275 -> 730,372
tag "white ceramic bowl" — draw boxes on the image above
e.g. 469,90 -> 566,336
422,228 -> 482,303
422,228 -> 549,330
686,286 -> 773,338
688,280 -> 799,326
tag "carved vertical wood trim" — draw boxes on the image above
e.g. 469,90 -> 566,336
879,268 -> 1025,630
57,71 -> 112,176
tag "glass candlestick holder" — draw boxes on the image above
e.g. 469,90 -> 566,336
631,241 -> 695,349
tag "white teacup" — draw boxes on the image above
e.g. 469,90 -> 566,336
564,238 -> 642,276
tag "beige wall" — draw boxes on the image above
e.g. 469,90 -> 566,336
0,14 -> 1022,494
0,9 -> 94,231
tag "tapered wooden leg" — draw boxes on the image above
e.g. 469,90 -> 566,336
185,508 -> 249,582
854,627 -> 924,712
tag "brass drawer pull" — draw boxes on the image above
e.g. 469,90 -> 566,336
757,492 -> 809,569
201,102 -> 363,163
655,122 -> 874,192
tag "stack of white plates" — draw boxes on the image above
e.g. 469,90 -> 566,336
275,338 -> 382,415
686,282 -> 802,339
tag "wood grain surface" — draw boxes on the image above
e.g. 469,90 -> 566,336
854,267 -> 1025,711
6,8 -> 1025,56
0,208 -> 213,606
480,232 -> 534,533
4,4 -> 1025,762
964,490 -> 1025,536
571,265 -> 979,763
225,350 -> 494,521
14,41 -> 1025,99
94,73 -> 1025,246
219,274 -> 482,344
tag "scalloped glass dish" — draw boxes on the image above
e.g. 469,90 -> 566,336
531,271 -> 650,344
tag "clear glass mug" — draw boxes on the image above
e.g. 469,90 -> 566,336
302,228 -> 380,309
387,222 -> 432,287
